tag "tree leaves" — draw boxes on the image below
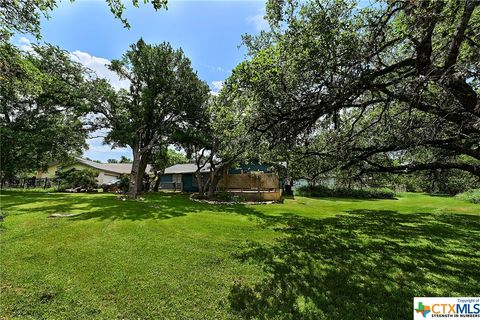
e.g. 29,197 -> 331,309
0,43 -> 93,177
234,0 -> 480,178
0,0 -> 168,40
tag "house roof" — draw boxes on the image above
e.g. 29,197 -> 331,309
74,157 -> 152,175
164,163 -> 210,174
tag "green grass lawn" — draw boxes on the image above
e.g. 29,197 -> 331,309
1,191 -> 479,319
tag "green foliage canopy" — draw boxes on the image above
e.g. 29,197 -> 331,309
95,39 -> 209,197
0,43 -> 95,178
55,168 -> 98,190
233,0 -> 480,180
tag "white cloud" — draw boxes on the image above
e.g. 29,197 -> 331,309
211,80 -> 224,91
201,63 -> 227,73
17,37 -> 34,52
210,80 -> 224,95
70,50 -> 130,91
15,38 -> 128,91
246,9 -> 269,31
18,37 -> 30,45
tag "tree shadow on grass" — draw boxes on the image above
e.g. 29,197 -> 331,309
229,209 -> 480,320
0,191 -> 258,222
1,192 -> 184,221
66,193 -> 259,221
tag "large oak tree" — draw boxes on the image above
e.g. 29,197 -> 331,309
0,43 -> 94,180
233,0 -> 480,179
178,89 -> 258,197
95,39 -> 209,197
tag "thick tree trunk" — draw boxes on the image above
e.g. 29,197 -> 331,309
128,148 -> 150,198
207,168 -> 225,198
137,155 -> 149,192
207,178 -> 216,198
195,171 -> 206,196
128,151 -> 141,198
153,171 -> 161,192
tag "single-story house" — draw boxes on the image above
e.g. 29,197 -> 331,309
36,157 -> 152,185
36,158 -> 281,200
161,163 -> 208,192
161,162 -> 281,200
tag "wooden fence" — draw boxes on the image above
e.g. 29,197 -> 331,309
217,172 -> 282,201
1,177 -> 52,189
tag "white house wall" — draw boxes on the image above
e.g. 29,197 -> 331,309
97,172 -> 120,185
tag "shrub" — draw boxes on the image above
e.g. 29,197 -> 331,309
214,191 -> 246,203
117,175 -> 130,192
397,170 -> 480,195
455,189 -> 480,204
55,168 -> 98,191
215,191 -> 235,202
295,185 -> 396,199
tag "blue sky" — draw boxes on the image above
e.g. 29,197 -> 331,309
16,0 -> 268,162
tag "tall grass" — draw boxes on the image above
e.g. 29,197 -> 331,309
455,188 -> 480,204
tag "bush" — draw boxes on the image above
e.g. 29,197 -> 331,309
215,191 -> 235,202
455,189 -> 480,204
295,185 -> 396,199
213,191 -> 246,203
118,175 -> 130,193
397,170 -> 480,195
55,168 -> 98,191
